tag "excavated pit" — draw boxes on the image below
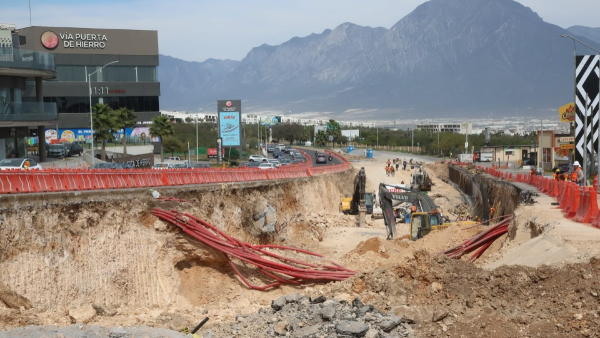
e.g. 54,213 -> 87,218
0,173 -> 354,330
448,165 -> 522,221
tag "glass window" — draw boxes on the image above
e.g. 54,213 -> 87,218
137,67 -> 156,82
51,65 -> 157,82
120,67 -> 136,82
103,67 -> 120,82
55,65 -> 87,82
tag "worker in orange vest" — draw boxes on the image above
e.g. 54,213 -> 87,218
24,160 -> 30,170
554,169 -> 562,181
570,161 -> 583,187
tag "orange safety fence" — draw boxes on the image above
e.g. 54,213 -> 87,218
0,153 -> 352,195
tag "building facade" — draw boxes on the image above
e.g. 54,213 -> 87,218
416,122 -> 473,134
0,23 -> 56,160
18,26 -> 159,143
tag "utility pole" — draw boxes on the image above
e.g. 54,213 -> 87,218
411,126 -> 414,152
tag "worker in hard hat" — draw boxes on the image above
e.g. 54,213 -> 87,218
554,168 -> 562,181
570,161 -> 584,187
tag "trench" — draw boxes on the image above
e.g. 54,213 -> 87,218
0,172 -> 353,312
448,165 -> 521,222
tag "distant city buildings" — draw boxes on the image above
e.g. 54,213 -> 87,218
160,111 -> 376,128
416,123 -> 473,134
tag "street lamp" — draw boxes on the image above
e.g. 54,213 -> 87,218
560,34 -> 600,179
88,60 -> 119,164
195,103 -> 216,162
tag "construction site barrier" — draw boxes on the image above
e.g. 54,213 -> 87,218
0,154 -> 352,195
489,166 -> 600,228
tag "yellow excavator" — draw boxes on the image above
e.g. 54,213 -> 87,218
379,183 -> 458,240
339,168 -> 373,215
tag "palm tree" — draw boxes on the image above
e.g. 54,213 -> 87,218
149,115 -> 175,162
327,119 -> 342,145
315,130 -> 328,146
92,103 -> 117,161
114,107 -> 137,155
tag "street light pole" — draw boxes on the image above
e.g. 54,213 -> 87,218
561,34 -> 600,180
195,103 -> 216,162
88,60 -> 119,164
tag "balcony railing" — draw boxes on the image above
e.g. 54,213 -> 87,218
0,102 -> 57,121
0,48 -> 55,72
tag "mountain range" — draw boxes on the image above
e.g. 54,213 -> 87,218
157,0 -> 600,119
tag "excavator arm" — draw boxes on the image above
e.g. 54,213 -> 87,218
348,168 -> 366,214
378,183 -> 438,240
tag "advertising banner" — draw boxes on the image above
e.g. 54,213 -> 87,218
207,147 -> 225,159
30,127 -> 160,146
217,100 -> 242,147
559,102 -> 576,122
217,137 -> 223,162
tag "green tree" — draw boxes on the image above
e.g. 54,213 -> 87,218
300,127 -> 311,143
326,119 -> 342,144
162,136 -> 185,156
149,115 -> 175,162
315,130 -> 328,146
92,103 -> 117,161
114,107 -> 137,155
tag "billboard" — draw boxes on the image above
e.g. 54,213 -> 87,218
559,102 -> 576,123
207,147 -> 225,159
30,127 -> 159,146
217,100 -> 242,147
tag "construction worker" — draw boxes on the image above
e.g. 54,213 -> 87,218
24,160 -> 30,170
554,169 -> 561,181
490,207 -> 496,219
570,161 -> 584,187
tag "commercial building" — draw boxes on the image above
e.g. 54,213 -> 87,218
0,23 -> 56,161
416,122 -> 473,134
17,26 -> 160,145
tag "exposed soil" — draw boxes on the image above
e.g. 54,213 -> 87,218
2,154 -> 600,337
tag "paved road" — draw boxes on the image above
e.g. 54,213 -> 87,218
349,148 -> 440,164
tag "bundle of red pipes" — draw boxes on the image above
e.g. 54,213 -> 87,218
443,215 -> 513,261
151,208 -> 356,290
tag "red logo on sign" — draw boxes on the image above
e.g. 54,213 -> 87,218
226,101 -> 232,107
41,31 -> 59,50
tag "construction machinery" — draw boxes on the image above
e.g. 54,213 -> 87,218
408,211 -> 452,241
339,167 -> 370,226
410,165 -> 432,192
378,183 -> 451,239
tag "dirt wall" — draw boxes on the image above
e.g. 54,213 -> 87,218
448,165 -> 520,221
0,173 -> 352,321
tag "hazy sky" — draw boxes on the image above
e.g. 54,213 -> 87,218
2,0 -> 599,62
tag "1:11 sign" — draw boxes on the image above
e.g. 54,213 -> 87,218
91,87 -> 126,95
92,87 -> 109,95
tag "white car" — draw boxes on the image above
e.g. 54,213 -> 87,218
258,163 -> 277,170
0,158 -> 43,171
152,162 -> 173,170
249,155 -> 268,162
268,159 -> 281,168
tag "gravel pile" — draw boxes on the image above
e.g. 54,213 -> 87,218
202,294 -> 415,337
